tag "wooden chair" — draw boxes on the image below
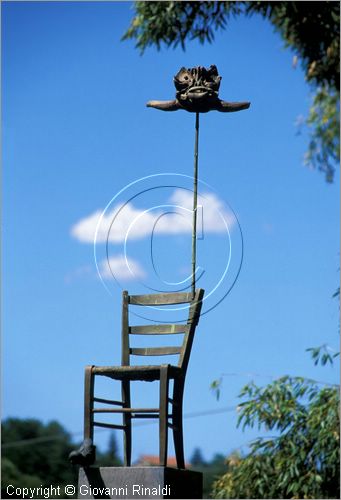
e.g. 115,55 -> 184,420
70,289 -> 204,469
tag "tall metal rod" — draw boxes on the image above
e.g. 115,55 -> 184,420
191,112 -> 200,297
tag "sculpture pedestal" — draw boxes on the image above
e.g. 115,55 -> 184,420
78,466 -> 202,499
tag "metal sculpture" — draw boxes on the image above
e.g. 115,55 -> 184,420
70,66 -> 249,471
147,65 -> 250,113
148,65 -> 250,295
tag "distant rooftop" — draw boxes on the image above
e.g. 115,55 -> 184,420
136,454 -> 191,468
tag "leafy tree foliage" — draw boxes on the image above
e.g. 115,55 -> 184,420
306,343 -> 339,367
190,446 -> 207,467
303,87 -> 339,183
211,375 -> 339,499
189,448 -> 227,499
96,432 -> 122,467
1,419 -> 122,498
1,418 -> 77,498
2,457 -> 42,492
123,1 -> 340,182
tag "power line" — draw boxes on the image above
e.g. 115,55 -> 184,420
2,406 -> 237,449
219,372 -> 339,387
4,373 -> 338,449
134,405 -> 236,427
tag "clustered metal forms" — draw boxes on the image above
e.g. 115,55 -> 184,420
147,64 -> 250,113
69,66 -> 249,471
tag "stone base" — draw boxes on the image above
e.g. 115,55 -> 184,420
78,466 -> 202,499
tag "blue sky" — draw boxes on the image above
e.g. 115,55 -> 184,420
2,1 -> 339,464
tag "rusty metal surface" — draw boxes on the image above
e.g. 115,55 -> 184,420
147,65 -> 250,113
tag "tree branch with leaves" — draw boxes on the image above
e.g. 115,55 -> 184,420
211,373 -> 339,498
123,1 -> 340,182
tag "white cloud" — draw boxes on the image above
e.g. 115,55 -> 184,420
99,255 -> 146,281
71,210 -> 103,243
170,189 -> 234,232
71,189 -> 234,244
64,265 -> 92,284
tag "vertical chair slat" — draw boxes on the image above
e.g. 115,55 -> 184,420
178,288 -> 204,372
122,291 -> 130,366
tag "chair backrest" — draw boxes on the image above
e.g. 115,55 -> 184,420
121,289 -> 205,374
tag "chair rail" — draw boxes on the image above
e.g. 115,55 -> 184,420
129,292 -> 193,306
129,347 -> 182,356
129,324 -> 188,335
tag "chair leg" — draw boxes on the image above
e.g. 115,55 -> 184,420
122,380 -> 131,466
159,365 -> 170,466
172,379 -> 185,469
84,365 -> 94,441
69,365 -> 96,465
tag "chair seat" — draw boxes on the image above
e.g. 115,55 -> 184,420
92,364 -> 183,381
